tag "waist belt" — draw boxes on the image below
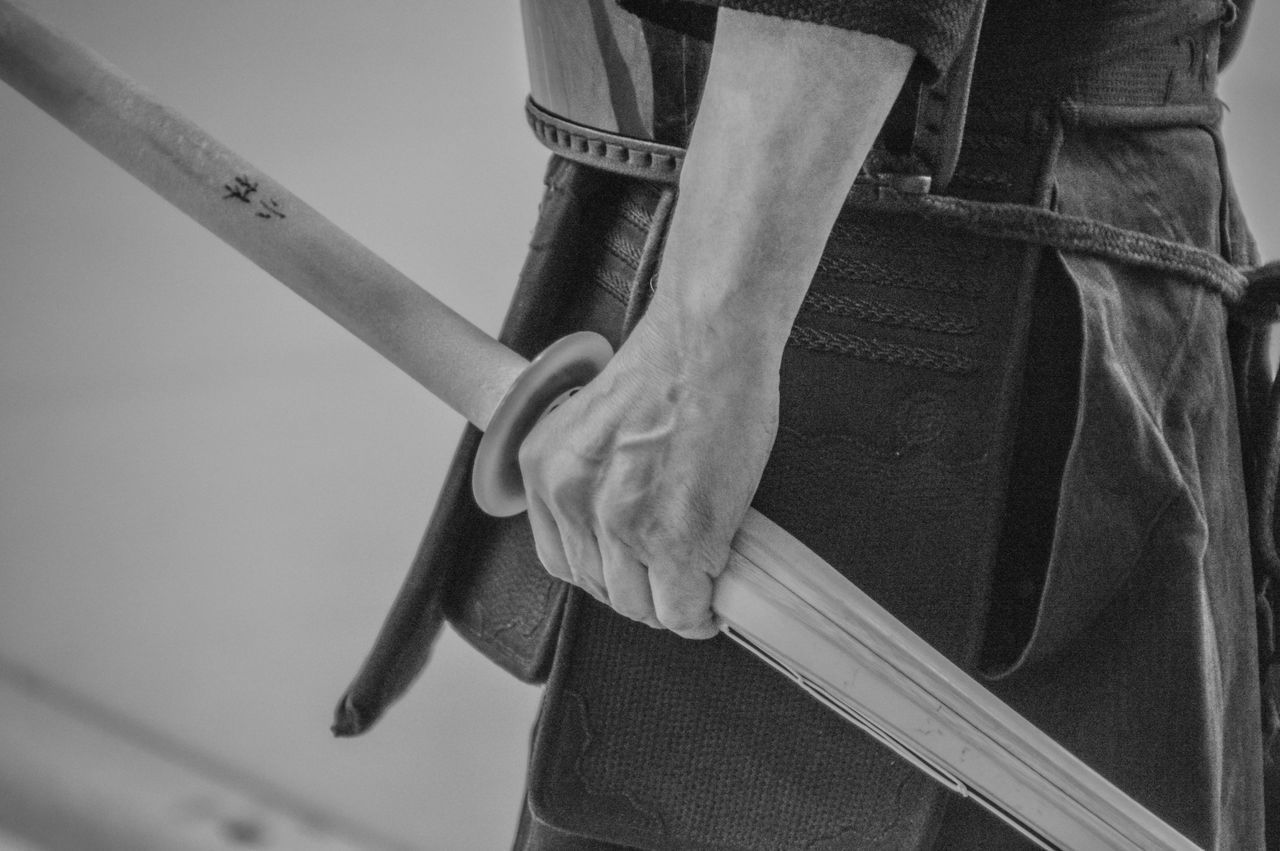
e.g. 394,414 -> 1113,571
522,0 -> 1225,194
521,0 -> 1240,296
521,0 -> 987,193
525,92 -> 1245,304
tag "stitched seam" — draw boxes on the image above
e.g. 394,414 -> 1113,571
801,291 -> 978,335
592,267 -> 633,305
619,198 -> 655,231
950,171 -> 1015,188
560,689 -> 669,837
603,229 -> 644,268
815,256 -> 988,298
788,325 -> 975,373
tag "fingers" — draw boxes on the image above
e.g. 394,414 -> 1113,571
519,415 -> 723,639
529,493 -> 609,602
529,488 -> 722,636
647,557 -> 719,640
560,517 -> 607,602
526,493 -> 572,584
530,491 -> 656,624
529,492 -> 714,637
599,536 -> 660,628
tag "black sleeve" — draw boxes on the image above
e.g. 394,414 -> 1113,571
619,0 -> 983,80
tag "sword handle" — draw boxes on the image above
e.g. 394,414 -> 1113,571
471,332 -> 614,516
0,0 -> 617,513
0,0 -> 529,433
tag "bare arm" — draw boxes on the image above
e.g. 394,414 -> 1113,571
518,9 -> 915,638
656,10 -> 915,347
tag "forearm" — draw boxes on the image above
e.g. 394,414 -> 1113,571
651,9 -> 915,354
519,10 -> 917,638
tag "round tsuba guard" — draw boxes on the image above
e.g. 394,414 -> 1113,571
471,331 -> 614,517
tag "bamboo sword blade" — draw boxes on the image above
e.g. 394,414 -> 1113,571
0,2 -> 1200,848
718,510 -> 1202,851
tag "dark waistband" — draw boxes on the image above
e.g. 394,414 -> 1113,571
521,0 -> 1222,150
524,95 -> 1245,308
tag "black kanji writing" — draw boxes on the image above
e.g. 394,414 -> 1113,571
223,175 -> 259,203
255,198 -> 286,220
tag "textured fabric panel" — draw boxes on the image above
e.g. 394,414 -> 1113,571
617,0 -> 1225,82
526,178 -> 1046,847
535,596 -> 944,850
989,124 -> 1226,675
516,125 -> 1265,849
955,121 -> 1265,849
972,0 -> 1226,82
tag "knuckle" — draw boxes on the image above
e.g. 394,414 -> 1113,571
548,477 -> 590,516
537,554 -> 570,584
569,567 -> 602,597
564,535 -> 601,579
694,540 -> 732,578
611,597 -> 652,623
678,623 -> 719,640
516,432 -> 544,472
656,604 -> 707,634
596,509 -> 634,543
531,538 -> 569,583
578,579 -> 609,605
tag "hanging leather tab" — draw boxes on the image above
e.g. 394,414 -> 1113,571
908,0 -> 987,193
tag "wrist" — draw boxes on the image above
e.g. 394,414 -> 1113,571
637,290 -> 789,379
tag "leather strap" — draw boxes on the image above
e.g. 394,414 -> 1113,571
525,99 -> 684,185
911,0 -> 987,193
520,0 -> 988,194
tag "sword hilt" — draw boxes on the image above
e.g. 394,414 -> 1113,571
471,332 -> 613,516
0,0 -> 617,520
0,0 -> 534,439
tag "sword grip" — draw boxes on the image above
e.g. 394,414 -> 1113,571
0,0 -> 528,432
471,332 -> 613,516
0,0 -> 621,516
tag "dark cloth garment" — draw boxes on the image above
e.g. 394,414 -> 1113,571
521,141 -> 1048,849
497,4 -> 1262,848
509,118 -> 1263,848
619,0 -> 1228,80
619,0 -> 981,78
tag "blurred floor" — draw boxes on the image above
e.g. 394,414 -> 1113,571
0,2 -> 1277,850
0,832 -> 40,851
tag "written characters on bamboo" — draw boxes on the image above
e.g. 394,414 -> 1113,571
222,174 -> 286,220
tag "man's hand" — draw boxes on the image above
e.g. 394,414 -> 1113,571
519,296 -> 780,638
518,10 -> 915,637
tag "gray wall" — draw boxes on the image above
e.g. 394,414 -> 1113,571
1,2 -> 544,848
0,2 -> 1276,849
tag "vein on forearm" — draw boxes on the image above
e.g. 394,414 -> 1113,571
655,8 -> 915,351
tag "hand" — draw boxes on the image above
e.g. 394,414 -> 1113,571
518,296 -> 781,638
517,11 -> 914,639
